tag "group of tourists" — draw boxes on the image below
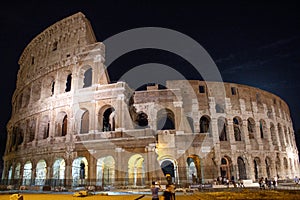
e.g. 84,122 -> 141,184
216,176 -> 245,188
151,181 -> 176,200
258,176 -> 278,189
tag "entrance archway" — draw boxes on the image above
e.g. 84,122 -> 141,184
96,156 -> 115,186
53,158 -> 65,186
157,109 -> 175,130
187,155 -> 201,184
102,107 -> 115,131
220,157 -> 232,180
22,161 -> 32,186
8,166 -> 12,185
237,157 -> 247,179
253,157 -> 261,180
128,154 -> 145,186
72,157 -> 88,186
35,160 -> 47,185
160,159 -> 177,183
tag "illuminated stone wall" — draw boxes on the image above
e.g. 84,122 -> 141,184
2,12 -> 299,188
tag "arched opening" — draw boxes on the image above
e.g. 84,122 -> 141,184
39,116 -> 49,140
80,110 -> 89,134
53,158 -> 65,187
253,157 -> 260,180
35,160 -> 47,186
42,76 -> 55,98
83,68 -> 93,88
13,126 -> 24,150
28,119 -> 36,142
96,156 -> 115,187
52,41 -> 58,51
161,160 -> 175,183
55,112 -> 67,137
72,157 -> 88,186
218,117 -> 227,141
265,157 -> 272,178
136,112 -> 149,129
200,116 -> 211,133
22,87 -> 30,108
247,118 -> 255,139
270,123 -> 278,147
157,109 -> 175,130
187,155 -> 201,184
51,81 -> 55,96
220,157 -> 232,180
65,73 -> 72,92
233,117 -> 242,141
277,123 -> 285,147
8,165 -> 12,185
284,126 -> 289,145
275,155 -> 281,177
128,154 -> 145,186
259,119 -> 267,139
31,82 -> 41,102
62,115 -> 68,136
237,157 -> 247,179
14,163 -> 21,180
22,161 -> 32,186
102,107 -> 115,131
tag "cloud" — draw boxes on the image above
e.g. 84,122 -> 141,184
218,36 -> 300,75
259,36 -> 300,50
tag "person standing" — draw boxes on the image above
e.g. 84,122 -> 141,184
273,176 -> 278,189
151,181 -> 160,200
162,184 -> 173,200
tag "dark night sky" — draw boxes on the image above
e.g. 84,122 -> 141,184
1,1 -> 300,167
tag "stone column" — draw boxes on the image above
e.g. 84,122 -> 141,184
177,155 -> 187,186
31,167 -> 36,186
274,125 -> 282,151
89,102 -> 96,134
245,155 -> 254,180
10,164 -> 15,185
255,123 -> 263,151
266,123 -> 274,151
115,147 -> 125,186
260,161 -> 267,178
227,119 -> 236,149
65,158 -> 73,188
242,119 -> 251,151
2,162 -> 8,184
211,118 -> 219,143
34,117 -> 40,144
49,110 -> 55,138
144,145 -> 155,186
46,165 -> 52,186
18,164 -> 24,187
88,155 -> 96,185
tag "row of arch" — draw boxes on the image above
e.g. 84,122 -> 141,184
6,153 -> 298,187
8,104 -> 296,153
7,155 -> 144,187
14,67 -> 93,113
216,116 -> 296,148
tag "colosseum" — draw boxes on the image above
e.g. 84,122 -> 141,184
2,12 -> 299,189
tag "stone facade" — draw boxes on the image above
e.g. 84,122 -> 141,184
2,12 -> 299,188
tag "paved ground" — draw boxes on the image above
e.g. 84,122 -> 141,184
1,182 -> 300,200
1,189 -> 300,200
